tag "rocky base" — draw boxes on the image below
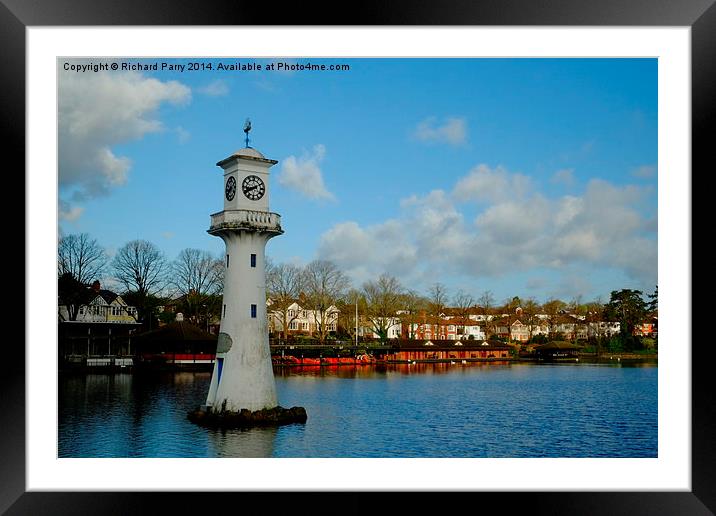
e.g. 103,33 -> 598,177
187,405 -> 308,429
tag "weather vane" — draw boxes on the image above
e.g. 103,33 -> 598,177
243,118 -> 252,147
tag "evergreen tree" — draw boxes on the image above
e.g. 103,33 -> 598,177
647,285 -> 658,313
603,289 -> 648,351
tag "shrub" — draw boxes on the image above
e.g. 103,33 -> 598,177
607,337 -> 624,353
530,334 -> 548,344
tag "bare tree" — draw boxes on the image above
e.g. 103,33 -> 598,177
427,283 -> 449,339
585,297 -> 605,352
212,253 -> 225,294
58,233 -> 108,284
499,298 -> 512,342
111,240 -> 168,326
57,233 -> 109,321
302,260 -> 350,344
266,261 -> 304,342
336,288 -> 364,343
170,248 -> 223,326
452,290 -> 475,340
362,274 -> 404,343
478,290 -> 495,339
569,295 -> 585,344
521,297 -> 540,341
542,298 -> 566,337
397,289 -> 427,340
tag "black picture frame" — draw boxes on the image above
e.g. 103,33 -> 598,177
4,1 -> 708,514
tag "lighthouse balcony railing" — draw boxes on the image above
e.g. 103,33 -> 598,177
210,210 -> 282,231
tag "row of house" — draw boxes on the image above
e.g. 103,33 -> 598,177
402,311 -> 624,342
58,284 -> 656,344
267,302 -> 657,342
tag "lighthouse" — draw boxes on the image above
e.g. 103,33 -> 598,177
203,126 -> 283,413
189,123 -> 306,428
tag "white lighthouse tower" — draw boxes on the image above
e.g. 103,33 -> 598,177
204,126 -> 283,414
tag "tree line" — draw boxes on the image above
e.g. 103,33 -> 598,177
58,233 -> 224,329
58,232 -> 658,351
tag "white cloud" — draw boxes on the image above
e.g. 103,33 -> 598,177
58,69 -> 191,214
316,164 -> 657,296
453,164 -> 532,203
198,80 -> 229,96
317,220 -> 418,286
475,197 -> 551,246
278,144 -> 335,201
413,116 -> 467,146
59,200 -> 84,222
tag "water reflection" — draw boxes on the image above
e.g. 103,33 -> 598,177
207,426 -> 277,457
272,361 -> 516,378
59,362 -> 657,458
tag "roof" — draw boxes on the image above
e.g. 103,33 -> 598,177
216,146 -> 279,167
390,339 -> 511,350
135,321 -> 217,343
535,341 -> 581,350
234,147 -> 265,159
96,289 -> 119,305
442,316 -> 481,326
553,314 -> 579,324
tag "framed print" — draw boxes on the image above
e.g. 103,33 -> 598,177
6,0 -> 712,513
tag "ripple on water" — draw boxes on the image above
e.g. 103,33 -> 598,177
59,363 -> 657,458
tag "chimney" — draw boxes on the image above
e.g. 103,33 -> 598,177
91,280 -> 101,292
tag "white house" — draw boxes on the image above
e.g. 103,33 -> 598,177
364,316 -> 402,339
268,301 -> 339,336
59,281 -> 138,324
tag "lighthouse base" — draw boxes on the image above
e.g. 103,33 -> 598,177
187,405 -> 307,429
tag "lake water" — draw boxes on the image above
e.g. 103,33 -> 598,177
58,361 -> 657,458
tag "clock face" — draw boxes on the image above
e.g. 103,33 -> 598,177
242,175 -> 265,201
225,176 -> 236,201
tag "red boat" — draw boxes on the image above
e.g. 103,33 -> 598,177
271,354 -> 378,366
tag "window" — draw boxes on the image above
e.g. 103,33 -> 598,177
226,254 -> 229,268
250,254 -> 256,267
289,321 -> 298,330
251,304 -> 257,318
223,304 -> 226,318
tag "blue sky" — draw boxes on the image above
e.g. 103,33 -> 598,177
58,58 -> 657,304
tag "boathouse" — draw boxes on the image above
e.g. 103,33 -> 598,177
534,341 -> 580,361
381,339 -> 512,362
134,320 -> 217,370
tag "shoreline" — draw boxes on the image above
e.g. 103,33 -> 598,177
58,353 -> 657,374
